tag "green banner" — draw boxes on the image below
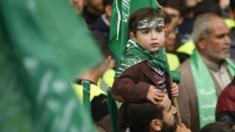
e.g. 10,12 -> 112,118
0,0 -> 103,131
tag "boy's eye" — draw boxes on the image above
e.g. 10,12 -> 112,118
155,28 -> 164,33
141,30 -> 149,34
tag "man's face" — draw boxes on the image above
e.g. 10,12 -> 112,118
160,95 -> 177,132
71,0 -> 84,13
132,27 -> 165,53
184,0 -> 198,8
87,0 -> 103,12
163,7 -> 181,28
165,24 -> 177,52
204,18 -> 231,62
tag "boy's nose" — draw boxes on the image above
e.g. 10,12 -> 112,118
151,31 -> 158,39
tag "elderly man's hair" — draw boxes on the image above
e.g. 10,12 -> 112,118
192,13 -> 221,43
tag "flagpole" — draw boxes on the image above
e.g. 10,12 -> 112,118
172,95 -> 182,125
165,55 -> 182,125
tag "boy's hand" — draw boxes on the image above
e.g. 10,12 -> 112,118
146,85 -> 165,105
171,82 -> 179,97
175,123 -> 191,132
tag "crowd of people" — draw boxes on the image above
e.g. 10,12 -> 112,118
1,0 -> 235,132
71,0 -> 235,131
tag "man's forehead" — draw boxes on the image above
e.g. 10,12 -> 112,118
163,7 -> 180,15
158,94 -> 171,109
209,22 -> 229,36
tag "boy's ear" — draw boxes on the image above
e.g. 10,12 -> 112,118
150,119 -> 162,132
129,32 -> 137,43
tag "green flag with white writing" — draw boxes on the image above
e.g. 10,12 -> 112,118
0,0 -> 102,131
109,0 -> 161,60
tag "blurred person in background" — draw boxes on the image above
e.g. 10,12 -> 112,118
176,0 -> 224,62
164,13 -> 180,71
178,0 -> 199,43
73,31 -> 114,132
82,0 -> 104,28
161,0 -> 183,33
228,0 -> 235,59
161,0 -> 190,64
92,0 -> 113,44
216,76 -> 235,130
200,122 -> 234,132
177,13 -> 235,132
70,0 -> 85,13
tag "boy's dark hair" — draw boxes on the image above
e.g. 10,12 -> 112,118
128,7 -> 165,34
200,122 -> 234,132
125,102 -> 163,132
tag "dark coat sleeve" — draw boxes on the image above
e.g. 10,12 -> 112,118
112,64 -> 150,103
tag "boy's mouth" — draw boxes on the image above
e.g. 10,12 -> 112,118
151,43 -> 160,47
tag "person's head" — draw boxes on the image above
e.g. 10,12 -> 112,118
91,94 -> 111,132
180,0 -> 199,17
229,0 -> 235,19
103,0 -> 113,22
194,0 -> 223,18
200,122 -> 234,132
164,13 -> 177,52
161,0 -> 183,28
192,13 -> 231,63
126,95 -> 177,132
87,0 -> 104,13
128,8 -> 165,53
70,0 -> 85,13
184,0 -> 199,9
220,0 -> 230,10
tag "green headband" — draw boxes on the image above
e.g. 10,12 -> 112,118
137,17 -> 164,30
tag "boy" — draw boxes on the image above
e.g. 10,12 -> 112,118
112,7 -> 178,105
111,7 -> 179,131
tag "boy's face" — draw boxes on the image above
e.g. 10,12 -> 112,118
131,27 -> 165,52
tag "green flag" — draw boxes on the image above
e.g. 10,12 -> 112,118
109,0 -> 161,60
0,0 -> 103,131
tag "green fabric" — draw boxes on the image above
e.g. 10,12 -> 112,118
227,59 -> 235,76
82,80 -> 91,114
109,0 -> 160,60
191,50 -> 235,128
116,39 -> 169,78
0,0 -> 103,131
170,71 -> 181,83
107,89 -> 118,132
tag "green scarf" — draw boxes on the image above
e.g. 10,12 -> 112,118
115,39 -> 169,78
191,50 -> 235,128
